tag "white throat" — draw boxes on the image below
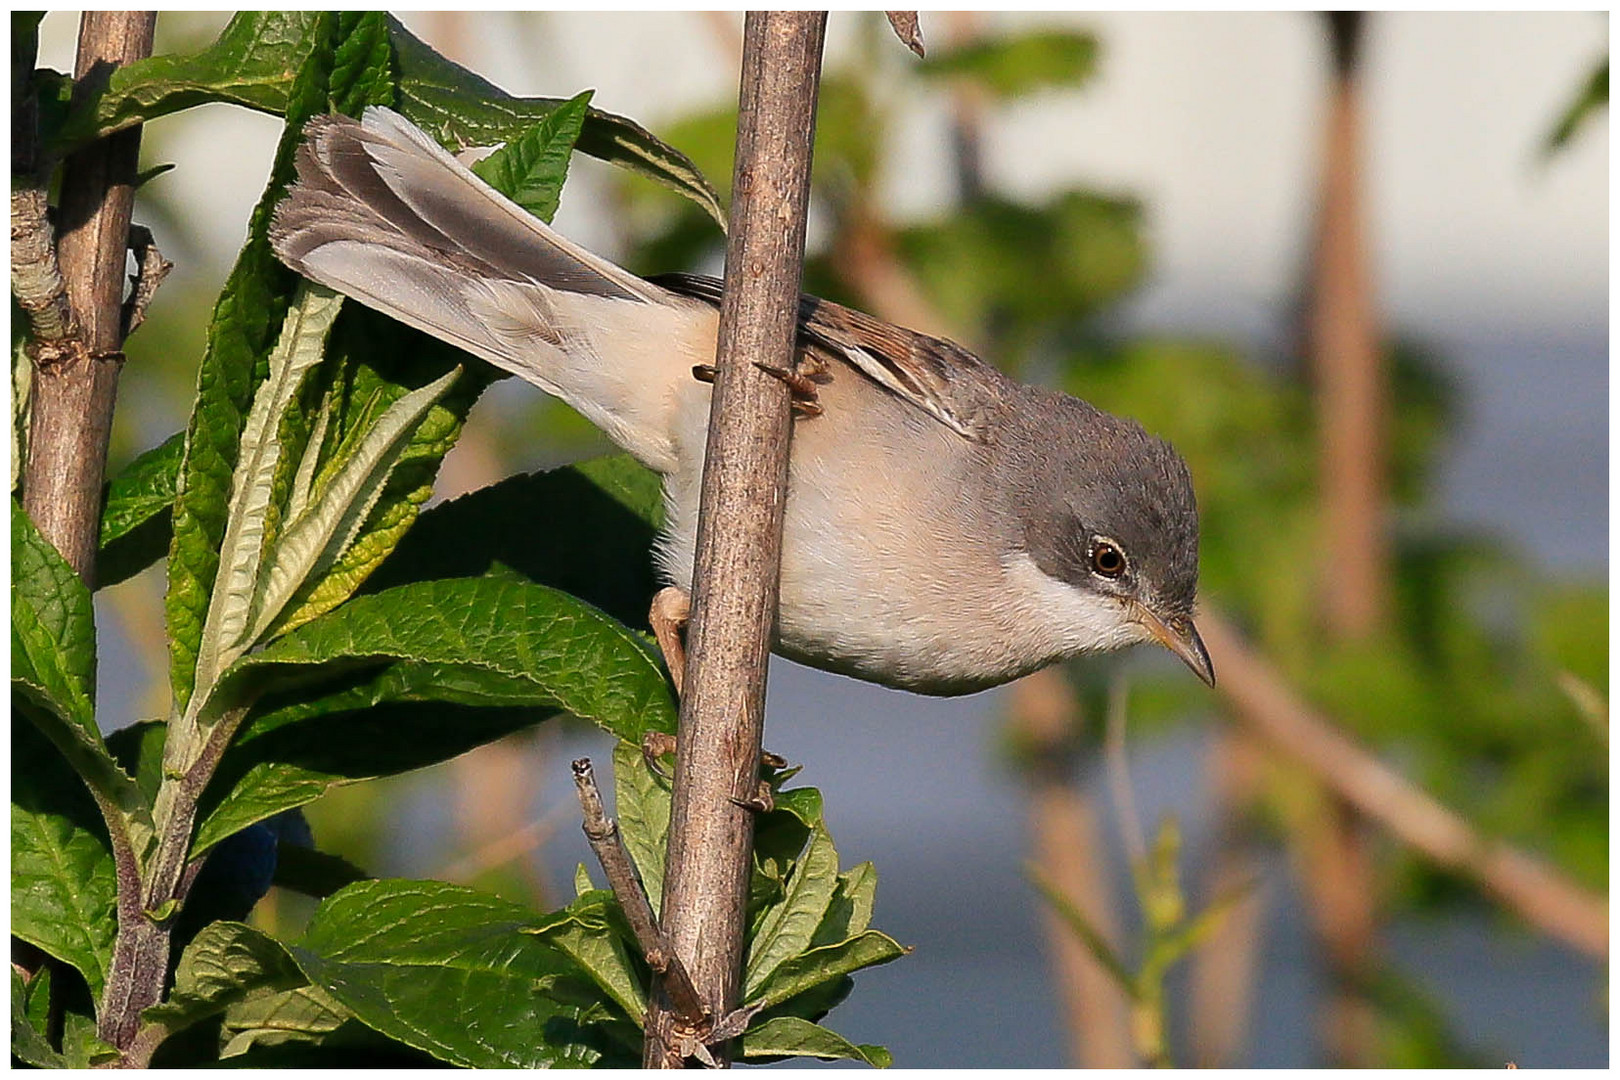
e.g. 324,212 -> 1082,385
1002,551 -> 1152,657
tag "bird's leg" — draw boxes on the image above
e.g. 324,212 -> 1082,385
641,585 -> 786,809
649,585 -> 692,699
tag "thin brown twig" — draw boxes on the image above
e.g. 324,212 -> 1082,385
1201,610 -> 1608,958
570,759 -> 706,1024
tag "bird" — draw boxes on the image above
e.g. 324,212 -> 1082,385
269,106 -> 1214,697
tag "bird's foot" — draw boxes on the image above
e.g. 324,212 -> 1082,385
640,730 -> 787,813
690,360 -> 826,418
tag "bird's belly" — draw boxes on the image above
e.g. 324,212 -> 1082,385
653,375 -> 1041,696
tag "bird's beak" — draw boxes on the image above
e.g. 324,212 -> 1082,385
1133,605 -> 1216,687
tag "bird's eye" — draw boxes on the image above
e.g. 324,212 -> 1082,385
1091,540 -> 1126,578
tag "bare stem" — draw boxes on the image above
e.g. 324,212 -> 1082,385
571,759 -> 706,1025
644,10 -> 826,1068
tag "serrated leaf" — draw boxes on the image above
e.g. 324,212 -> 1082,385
611,741 -> 671,917
291,879 -> 625,1067
165,13 -> 339,714
470,89 -> 591,223
12,968 -> 65,1068
366,454 -> 664,632
13,503 -> 143,818
525,890 -> 646,1022
220,983 -> 351,1057
739,1015 -> 892,1067
11,724 -> 117,1004
275,308 -> 495,647
251,366 -> 459,642
191,284 -> 346,702
574,863 -> 595,897
46,12 -> 720,225
329,11 -> 393,116
745,825 -> 840,998
917,29 -> 1098,98
13,500 -> 96,721
385,15 -> 723,226
140,921 -> 304,1048
750,929 -> 907,1011
220,576 -> 675,742
51,13 -> 326,151
98,431 -> 184,588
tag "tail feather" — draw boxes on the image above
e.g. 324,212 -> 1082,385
269,107 -> 712,472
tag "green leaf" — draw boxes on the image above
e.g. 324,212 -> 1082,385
11,725 -> 117,1003
470,89 -> 592,223
292,879 -> 630,1067
13,500 -> 96,723
47,13 -> 721,224
917,29 -> 1099,98
739,1015 -> 892,1067
811,861 -> 878,948
270,307 -> 495,648
12,968 -> 65,1068
328,11 -> 394,116
60,1010 -> 119,1068
220,983 -> 352,1058
13,503 -> 143,818
744,825 -> 840,998
1030,867 -> 1136,996
221,576 -> 675,742
612,741 -> 671,917
195,697 -> 545,856
525,890 -> 646,1022
191,284 -> 346,702
385,15 -> 724,227
772,786 -> 824,830
366,453 -> 665,632
51,13 -> 326,150
140,921 -> 304,1047
251,365 -> 460,642
750,929 -> 907,1011
165,12 -> 339,714
98,431 -> 185,588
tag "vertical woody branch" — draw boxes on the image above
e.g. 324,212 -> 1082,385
22,11 -> 157,587
644,10 -> 827,1069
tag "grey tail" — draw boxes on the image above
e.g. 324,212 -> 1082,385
268,106 -> 654,383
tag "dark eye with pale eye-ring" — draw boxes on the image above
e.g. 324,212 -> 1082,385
1091,540 -> 1126,578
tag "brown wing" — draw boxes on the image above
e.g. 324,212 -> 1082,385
650,273 -> 1009,441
